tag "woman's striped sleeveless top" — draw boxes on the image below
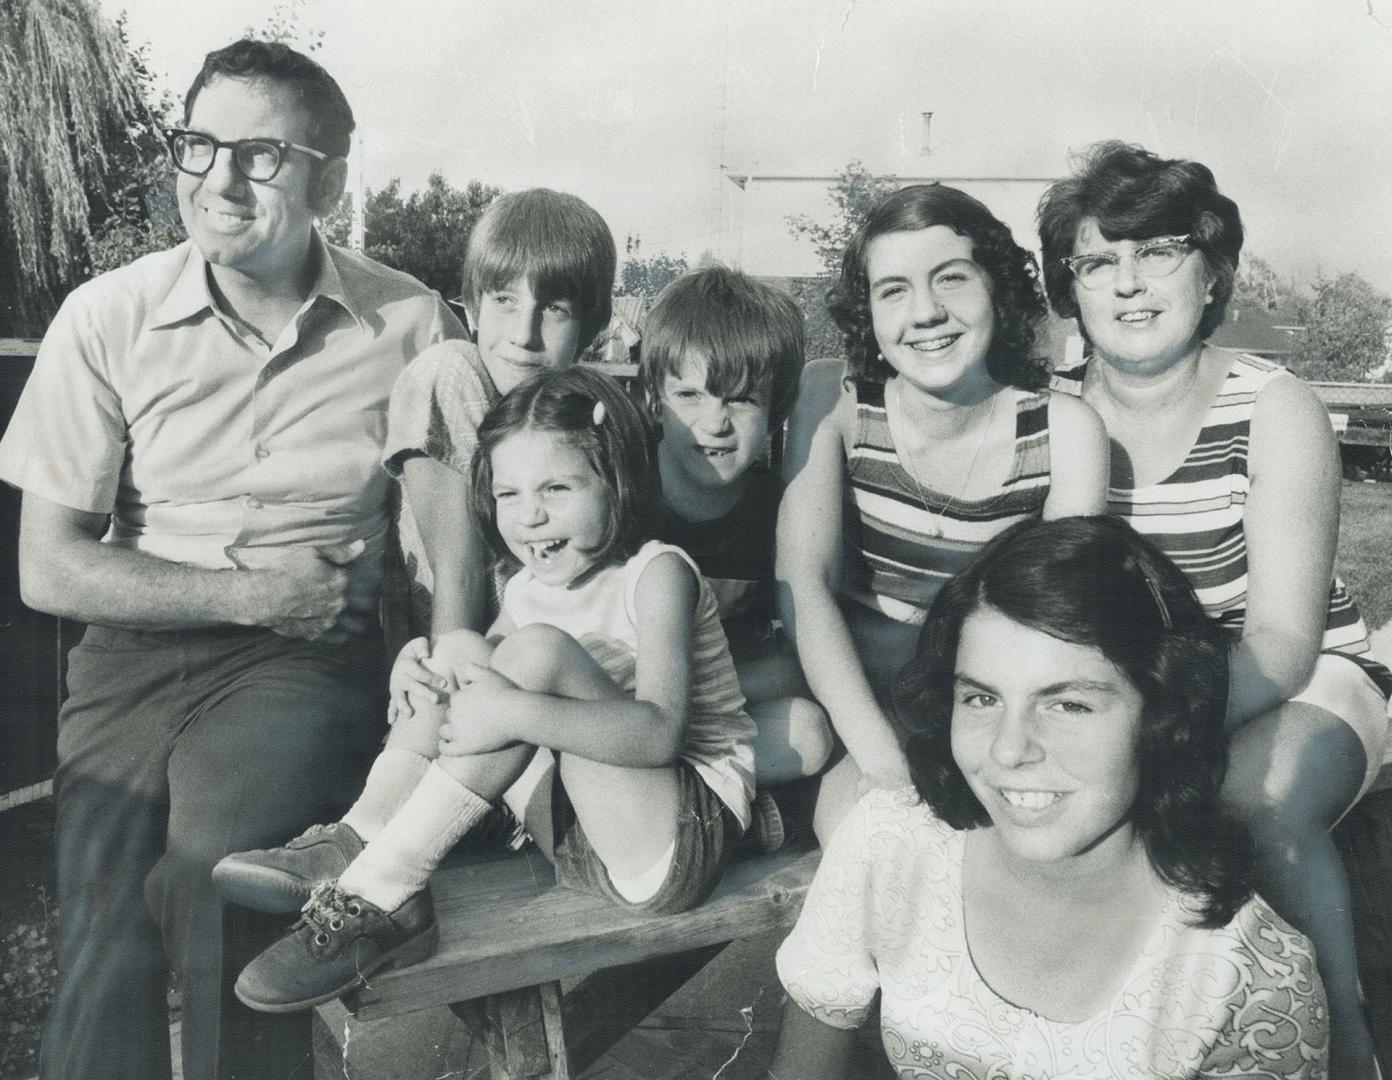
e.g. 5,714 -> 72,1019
842,378 -> 1052,625
1053,352 -> 1371,655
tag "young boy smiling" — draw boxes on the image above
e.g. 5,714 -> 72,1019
641,268 -> 832,841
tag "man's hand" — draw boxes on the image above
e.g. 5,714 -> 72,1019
254,540 -> 365,640
388,637 -> 449,722
388,629 -> 494,722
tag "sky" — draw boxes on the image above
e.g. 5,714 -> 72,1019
101,0 -> 1392,291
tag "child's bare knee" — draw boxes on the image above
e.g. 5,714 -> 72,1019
433,627 -> 493,662
492,623 -> 578,687
787,697 -> 834,774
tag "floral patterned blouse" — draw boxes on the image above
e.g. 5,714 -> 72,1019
777,788 -> 1328,1078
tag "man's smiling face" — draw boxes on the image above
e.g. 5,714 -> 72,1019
176,75 -> 325,284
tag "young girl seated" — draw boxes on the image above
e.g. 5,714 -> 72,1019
223,367 -> 756,1012
773,516 -> 1328,1078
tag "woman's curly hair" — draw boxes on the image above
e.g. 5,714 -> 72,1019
827,184 -> 1050,390
894,515 -> 1254,928
1037,140 -> 1243,342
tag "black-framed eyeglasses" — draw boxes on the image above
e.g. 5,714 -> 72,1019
1060,235 -> 1195,291
163,128 -> 330,183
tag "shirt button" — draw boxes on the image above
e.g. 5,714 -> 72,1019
254,445 -> 270,460
247,497 -> 263,510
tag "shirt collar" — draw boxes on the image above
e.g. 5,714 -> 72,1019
149,232 -> 364,330
307,233 -> 366,328
150,241 -> 216,328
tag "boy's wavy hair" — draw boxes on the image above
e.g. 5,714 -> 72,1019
462,189 -> 618,351
1037,141 -> 1244,342
469,367 -> 659,572
185,39 -> 355,159
894,515 -> 1254,928
827,184 -> 1050,390
640,265 -> 806,430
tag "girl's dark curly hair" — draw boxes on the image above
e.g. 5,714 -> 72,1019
827,184 -> 1050,390
469,366 -> 659,572
1037,141 -> 1243,342
894,515 -> 1254,928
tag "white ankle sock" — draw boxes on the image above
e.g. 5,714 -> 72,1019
337,763 -> 491,911
341,747 -> 431,841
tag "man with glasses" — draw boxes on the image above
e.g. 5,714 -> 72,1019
0,39 -> 462,1080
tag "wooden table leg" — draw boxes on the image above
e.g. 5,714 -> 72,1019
452,982 -> 570,1080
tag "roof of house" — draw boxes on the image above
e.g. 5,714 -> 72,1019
1208,302 -> 1305,357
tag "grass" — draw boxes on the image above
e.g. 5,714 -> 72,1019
0,894 -> 54,1080
1338,480 -> 1392,630
0,798 -> 56,1080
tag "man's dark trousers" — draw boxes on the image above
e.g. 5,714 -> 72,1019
40,622 -> 386,1080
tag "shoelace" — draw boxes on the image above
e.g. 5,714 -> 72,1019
300,883 -> 365,946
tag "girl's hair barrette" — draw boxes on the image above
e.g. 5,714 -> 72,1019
592,400 -> 606,426
1141,570 -> 1172,630
1125,554 -> 1172,630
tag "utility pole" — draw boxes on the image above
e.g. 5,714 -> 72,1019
350,132 -> 366,252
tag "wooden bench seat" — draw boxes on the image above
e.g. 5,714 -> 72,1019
314,837 -> 821,1079
310,767 -> 1392,1078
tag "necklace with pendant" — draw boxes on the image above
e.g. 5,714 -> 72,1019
889,378 -> 1000,540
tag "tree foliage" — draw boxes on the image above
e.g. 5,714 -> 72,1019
615,235 -> 688,299
785,160 -> 900,278
781,161 -> 900,359
245,0 -> 325,52
86,16 -> 182,277
322,174 -> 502,298
1232,253 -> 1297,313
0,0 -> 160,335
1291,272 -> 1392,382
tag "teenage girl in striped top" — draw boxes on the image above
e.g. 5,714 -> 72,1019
778,184 -> 1109,842
1042,140 -> 1389,1080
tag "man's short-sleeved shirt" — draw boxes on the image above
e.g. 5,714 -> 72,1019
0,236 -> 464,571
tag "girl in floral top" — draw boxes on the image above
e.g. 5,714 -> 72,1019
773,516 -> 1327,1079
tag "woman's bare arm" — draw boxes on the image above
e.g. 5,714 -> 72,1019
1226,373 -> 1342,728
1042,392 -> 1110,518
776,361 -> 909,788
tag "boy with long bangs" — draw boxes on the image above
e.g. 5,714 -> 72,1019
642,267 -> 832,838
389,187 -> 617,644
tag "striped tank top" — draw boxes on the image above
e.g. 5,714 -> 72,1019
843,379 -> 1052,624
1053,352 -> 1372,656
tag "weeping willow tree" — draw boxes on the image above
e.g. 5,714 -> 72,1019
0,0 -> 156,336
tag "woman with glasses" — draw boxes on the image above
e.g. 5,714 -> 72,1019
1040,140 -> 1389,1079
778,184 -> 1108,842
